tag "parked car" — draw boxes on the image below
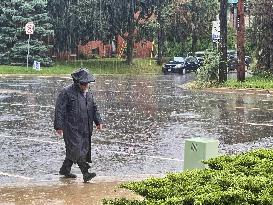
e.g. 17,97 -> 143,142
184,56 -> 200,72
162,56 -> 200,74
195,51 -> 206,66
227,50 -> 252,71
162,57 -> 185,74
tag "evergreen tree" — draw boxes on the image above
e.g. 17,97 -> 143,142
0,1 -> 18,64
0,0 -> 53,66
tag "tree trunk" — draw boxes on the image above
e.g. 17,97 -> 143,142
237,0 -> 245,82
126,0 -> 134,65
219,0 -> 228,83
126,31 -> 134,65
191,0 -> 197,53
157,9 -> 164,65
191,33 -> 197,53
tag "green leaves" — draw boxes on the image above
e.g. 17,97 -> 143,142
0,0 -> 53,65
196,50 -> 220,87
103,148 -> 273,204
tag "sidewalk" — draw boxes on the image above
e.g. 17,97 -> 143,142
0,175 -> 165,205
0,180 -> 142,205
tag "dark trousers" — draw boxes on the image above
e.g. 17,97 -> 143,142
60,157 -> 90,174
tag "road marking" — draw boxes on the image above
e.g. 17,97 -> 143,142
1,135 -> 62,144
0,171 -> 33,180
235,107 -> 245,109
244,122 -> 273,127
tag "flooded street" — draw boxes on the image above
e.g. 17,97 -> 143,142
1,74 -> 273,204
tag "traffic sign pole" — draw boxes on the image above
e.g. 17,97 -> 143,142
27,34 -> 30,69
25,22 -> 34,68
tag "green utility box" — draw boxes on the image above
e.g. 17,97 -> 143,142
184,138 -> 219,171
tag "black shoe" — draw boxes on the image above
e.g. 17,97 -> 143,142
59,170 -> 77,178
83,172 -> 96,182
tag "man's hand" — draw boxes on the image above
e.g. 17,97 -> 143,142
56,129 -> 63,136
96,124 -> 103,131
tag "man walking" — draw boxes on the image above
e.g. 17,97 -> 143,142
54,68 -> 103,182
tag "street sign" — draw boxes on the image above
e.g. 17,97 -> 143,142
228,0 -> 238,3
25,22 -> 35,35
25,22 -> 35,69
212,20 -> 220,41
33,61 -> 41,70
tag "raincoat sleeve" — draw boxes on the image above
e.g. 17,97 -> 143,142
92,95 -> 102,126
54,89 -> 68,130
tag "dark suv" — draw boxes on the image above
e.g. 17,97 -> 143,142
162,57 -> 186,74
227,50 -> 251,71
162,56 -> 200,74
195,51 -> 206,66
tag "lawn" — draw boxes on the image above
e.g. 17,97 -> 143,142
0,58 -> 162,75
224,75 -> 273,89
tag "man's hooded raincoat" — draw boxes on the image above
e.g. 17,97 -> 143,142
54,68 -> 102,163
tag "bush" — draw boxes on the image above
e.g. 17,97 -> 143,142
103,148 -> 273,205
196,50 -> 220,87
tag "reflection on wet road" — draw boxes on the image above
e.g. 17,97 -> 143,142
1,74 -> 273,187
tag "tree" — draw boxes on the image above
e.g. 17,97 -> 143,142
161,0 -> 219,56
0,0 -> 53,65
77,0 -> 108,45
237,0 -> 245,81
103,0 -> 156,65
0,1 -> 17,64
47,0 -> 79,56
250,0 -> 273,72
219,0 -> 227,83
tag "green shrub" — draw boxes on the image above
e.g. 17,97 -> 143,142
196,50 -> 220,87
103,149 -> 273,205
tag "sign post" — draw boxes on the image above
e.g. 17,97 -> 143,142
25,22 -> 35,68
212,20 -> 220,42
212,20 -> 220,51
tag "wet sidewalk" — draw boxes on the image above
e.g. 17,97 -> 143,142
0,175 -> 148,205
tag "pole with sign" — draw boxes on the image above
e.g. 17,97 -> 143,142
25,22 -> 35,68
212,20 -> 220,50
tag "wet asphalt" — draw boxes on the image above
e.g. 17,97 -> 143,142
1,73 -> 273,204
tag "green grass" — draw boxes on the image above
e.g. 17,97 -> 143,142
224,75 -> 273,89
0,58 -> 162,75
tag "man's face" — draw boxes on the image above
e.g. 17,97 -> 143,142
79,82 -> 89,92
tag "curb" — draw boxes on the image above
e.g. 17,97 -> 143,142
176,84 -> 273,96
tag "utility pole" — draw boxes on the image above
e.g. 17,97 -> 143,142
219,0 -> 228,83
237,0 -> 245,81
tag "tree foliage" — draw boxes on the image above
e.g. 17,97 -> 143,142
162,0 -> 219,55
102,0 -> 158,64
250,0 -> 273,72
0,0 -> 53,66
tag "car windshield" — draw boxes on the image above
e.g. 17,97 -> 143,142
185,56 -> 197,63
227,50 -> 236,56
195,52 -> 205,57
173,57 -> 185,63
